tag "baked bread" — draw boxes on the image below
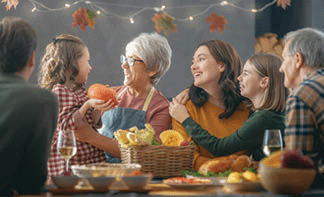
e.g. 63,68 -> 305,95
198,154 -> 252,175
230,155 -> 251,172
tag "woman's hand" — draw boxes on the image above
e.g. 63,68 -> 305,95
169,98 -> 190,123
175,88 -> 190,105
87,99 -> 115,112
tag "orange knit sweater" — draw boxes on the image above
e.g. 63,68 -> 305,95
172,100 -> 250,170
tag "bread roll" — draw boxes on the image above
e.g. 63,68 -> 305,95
230,155 -> 251,172
198,158 -> 234,175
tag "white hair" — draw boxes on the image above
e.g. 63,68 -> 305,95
284,28 -> 324,68
125,32 -> 172,85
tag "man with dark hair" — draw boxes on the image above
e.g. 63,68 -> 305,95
0,17 -> 58,195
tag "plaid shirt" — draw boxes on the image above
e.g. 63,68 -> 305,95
47,84 -> 105,176
285,68 -> 324,166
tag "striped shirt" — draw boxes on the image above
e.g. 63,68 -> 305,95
285,68 -> 324,167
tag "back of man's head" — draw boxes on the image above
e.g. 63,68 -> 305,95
0,17 -> 37,73
284,28 -> 324,68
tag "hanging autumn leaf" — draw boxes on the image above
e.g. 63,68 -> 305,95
86,9 -> 96,29
206,13 -> 228,33
72,8 -> 88,30
152,12 -> 177,36
2,0 -> 19,11
72,8 -> 96,30
277,0 -> 291,10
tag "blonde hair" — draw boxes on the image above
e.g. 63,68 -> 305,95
38,34 -> 86,89
247,53 -> 288,112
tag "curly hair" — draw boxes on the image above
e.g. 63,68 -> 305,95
189,40 -> 244,119
38,34 -> 86,89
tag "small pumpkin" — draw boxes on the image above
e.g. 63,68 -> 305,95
159,130 -> 185,146
88,83 -> 118,106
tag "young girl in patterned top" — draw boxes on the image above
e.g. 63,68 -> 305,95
38,34 -> 117,176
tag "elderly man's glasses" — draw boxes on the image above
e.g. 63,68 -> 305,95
120,55 -> 144,67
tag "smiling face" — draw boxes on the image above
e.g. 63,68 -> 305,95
237,62 -> 265,101
121,54 -> 155,88
191,45 -> 225,90
75,47 -> 91,84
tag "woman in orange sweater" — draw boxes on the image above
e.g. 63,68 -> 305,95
171,40 -> 250,170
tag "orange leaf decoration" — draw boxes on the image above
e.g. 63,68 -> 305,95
277,0 -> 291,10
206,13 -> 227,33
152,12 -> 177,36
2,0 -> 19,11
72,8 -> 96,30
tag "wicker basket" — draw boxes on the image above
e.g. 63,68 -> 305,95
121,145 -> 195,178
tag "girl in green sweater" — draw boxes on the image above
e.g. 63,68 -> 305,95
169,53 -> 288,161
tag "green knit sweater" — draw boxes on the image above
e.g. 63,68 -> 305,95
182,109 -> 285,161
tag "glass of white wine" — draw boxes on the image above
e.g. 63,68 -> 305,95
262,129 -> 283,156
57,129 -> 77,173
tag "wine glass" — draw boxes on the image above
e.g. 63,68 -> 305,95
57,129 -> 77,173
262,129 -> 283,156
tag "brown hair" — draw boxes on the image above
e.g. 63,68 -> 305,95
247,53 -> 288,112
189,40 -> 245,119
0,17 -> 37,73
38,34 -> 86,89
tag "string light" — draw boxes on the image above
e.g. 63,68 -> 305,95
28,0 -> 277,18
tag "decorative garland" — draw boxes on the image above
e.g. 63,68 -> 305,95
2,0 -> 291,35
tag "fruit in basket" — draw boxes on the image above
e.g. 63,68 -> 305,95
260,150 -> 315,169
260,150 -> 283,168
280,150 -> 315,169
114,124 -> 155,148
160,130 -> 185,146
88,83 -> 118,105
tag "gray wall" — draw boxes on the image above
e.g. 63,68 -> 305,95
1,0 -> 255,99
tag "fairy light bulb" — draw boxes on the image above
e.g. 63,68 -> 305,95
31,7 -> 36,12
189,16 -> 194,21
251,9 -> 257,13
85,1 -> 91,4
161,5 -> 165,11
96,10 -> 101,15
65,4 -> 70,8
221,1 -> 228,6
129,18 -> 134,24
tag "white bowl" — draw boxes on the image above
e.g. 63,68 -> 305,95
120,173 -> 152,189
51,175 -> 81,189
71,163 -> 141,177
86,176 -> 116,189
258,163 -> 316,194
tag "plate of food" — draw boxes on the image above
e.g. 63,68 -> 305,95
163,177 -> 216,190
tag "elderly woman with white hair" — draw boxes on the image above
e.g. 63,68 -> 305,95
100,32 -> 172,162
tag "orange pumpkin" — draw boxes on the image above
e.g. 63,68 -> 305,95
88,83 -> 118,106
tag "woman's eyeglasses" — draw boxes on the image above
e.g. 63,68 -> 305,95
120,55 -> 144,67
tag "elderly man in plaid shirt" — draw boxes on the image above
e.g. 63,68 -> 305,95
279,28 -> 324,187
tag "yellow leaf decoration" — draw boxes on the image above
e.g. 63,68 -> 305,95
72,8 -> 96,30
152,12 -> 177,36
206,13 -> 228,33
277,0 -> 291,10
2,0 -> 19,11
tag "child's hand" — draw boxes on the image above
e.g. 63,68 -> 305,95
88,98 -> 115,112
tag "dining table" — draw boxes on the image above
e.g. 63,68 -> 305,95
16,178 -> 324,197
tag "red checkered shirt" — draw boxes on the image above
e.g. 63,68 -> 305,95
47,84 -> 105,176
